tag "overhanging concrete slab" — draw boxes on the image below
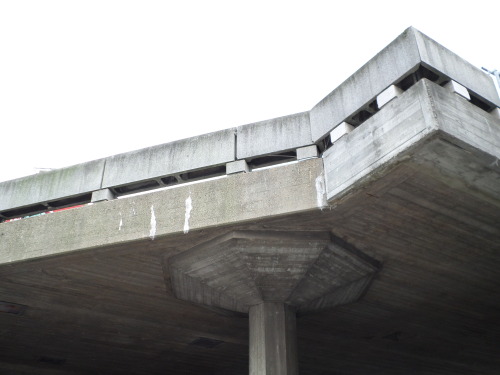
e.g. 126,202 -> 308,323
323,79 -> 500,203
0,158 -> 325,266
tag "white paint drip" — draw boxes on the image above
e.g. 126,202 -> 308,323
118,212 -> 123,231
183,196 -> 193,234
315,174 -> 327,210
149,205 -> 157,240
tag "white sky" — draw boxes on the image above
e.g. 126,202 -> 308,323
1,1 -> 499,182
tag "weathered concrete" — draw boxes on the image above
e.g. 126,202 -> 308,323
444,80 -> 470,100
1,27 -> 500,375
323,79 -> 435,200
0,159 -> 324,266
1,27 -> 498,219
377,84 -> 404,108
101,129 -> 236,188
309,27 -> 500,142
0,159 -> 105,212
330,122 -> 354,144
296,145 -> 318,160
169,230 -> 378,375
236,112 -> 312,159
412,28 -> 499,105
249,303 -> 297,375
323,78 -> 500,202
91,188 -> 115,202
227,160 -> 250,174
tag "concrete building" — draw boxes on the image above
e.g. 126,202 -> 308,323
1,27 -> 499,374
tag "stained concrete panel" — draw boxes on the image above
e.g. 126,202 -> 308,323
323,79 -> 500,203
309,27 -> 421,142
414,30 -> 500,107
0,158 -> 324,266
236,112 -> 312,159
102,129 -> 236,188
310,27 -> 500,143
323,79 -> 436,201
0,159 -> 105,211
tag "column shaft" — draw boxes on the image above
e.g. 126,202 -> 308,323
249,302 -> 298,375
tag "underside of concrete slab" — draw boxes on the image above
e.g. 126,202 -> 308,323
0,27 -> 499,375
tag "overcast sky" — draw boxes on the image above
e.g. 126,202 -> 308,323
1,1 -> 499,182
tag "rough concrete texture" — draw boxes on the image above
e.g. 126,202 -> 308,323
168,231 -> 378,314
309,27 -> 500,142
2,28 -> 498,218
444,80 -> 470,100
102,128 -> 236,188
323,79 -> 435,200
236,112 -> 311,159
323,79 -> 500,202
91,188 -> 115,202
0,159 -> 105,211
413,29 -> 499,106
309,27 -> 421,141
296,145 -> 318,160
0,159 -> 325,265
330,122 -> 354,144
249,302 -> 298,375
226,160 -> 250,174
491,107 -> 500,119
377,84 -> 404,108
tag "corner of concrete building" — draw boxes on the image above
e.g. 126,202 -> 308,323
309,27 -> 422,143
411,27 -> 500,108
323,77 -> 500,206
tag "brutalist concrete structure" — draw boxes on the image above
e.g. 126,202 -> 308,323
1,27 -> 499,374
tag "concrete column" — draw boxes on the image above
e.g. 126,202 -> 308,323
249,302 -> 298,375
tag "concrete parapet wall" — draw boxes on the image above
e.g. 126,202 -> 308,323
1,27 -> 498,218
310,28 -> 421,142
236,112 -> 312,159
0,158 -> 324,265
0,159 -> 105,212
101,128 -> 236,188
323,79 -> 436,201
309,27 -> 500,142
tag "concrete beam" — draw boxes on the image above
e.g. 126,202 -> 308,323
102,128 -> 236,188
0,159 -> 105,212
237,112 -> 312,159
0,158 -> 325,266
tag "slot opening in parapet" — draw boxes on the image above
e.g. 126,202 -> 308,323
113,180 -> 161,196
178,165 -> 226,182
48,193 -> 92,209
247,150 -> 296,170
468,92 -> 495,112
1,204 -> 49,220
112,165 -> 227,198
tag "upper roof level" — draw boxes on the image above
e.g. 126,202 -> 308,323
1,27 -> 499,220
